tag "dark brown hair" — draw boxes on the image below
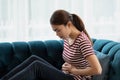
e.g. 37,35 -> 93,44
50,10 -> 93,44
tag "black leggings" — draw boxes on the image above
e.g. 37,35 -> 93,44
1,55 -> 74,80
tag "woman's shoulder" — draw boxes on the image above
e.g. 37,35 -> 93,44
77,31 -> 89,41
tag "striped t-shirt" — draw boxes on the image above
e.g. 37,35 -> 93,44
62,31 -> 94,80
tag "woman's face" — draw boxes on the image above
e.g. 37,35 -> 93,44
51,24 -> 71,39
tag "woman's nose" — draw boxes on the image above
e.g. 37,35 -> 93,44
56,32 -> 61,38
56,32 -> 59,36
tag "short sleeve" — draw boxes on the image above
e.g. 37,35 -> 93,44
79,38 -> 94,58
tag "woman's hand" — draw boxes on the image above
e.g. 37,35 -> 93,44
62,62 -> 76,74
62,62 -> 71,74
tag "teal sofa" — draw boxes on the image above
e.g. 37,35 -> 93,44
0,39 -> 120,80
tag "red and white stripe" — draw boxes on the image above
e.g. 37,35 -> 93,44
63,31 -> 94,80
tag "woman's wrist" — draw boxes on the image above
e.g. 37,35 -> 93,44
70,67 -> 79,75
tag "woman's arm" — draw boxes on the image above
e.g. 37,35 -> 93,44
62,54 -> 102,76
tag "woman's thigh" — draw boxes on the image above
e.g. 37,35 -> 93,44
9,60 -> 74,80
1,55 -> 52,80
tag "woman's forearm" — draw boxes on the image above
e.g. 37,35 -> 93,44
71,67 -> 102,76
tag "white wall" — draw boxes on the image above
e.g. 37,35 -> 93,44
0,0 -> 120,42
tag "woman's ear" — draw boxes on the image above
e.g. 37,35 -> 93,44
67,21 -> 72,27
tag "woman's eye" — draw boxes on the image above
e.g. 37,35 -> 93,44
57,29 -> 60,32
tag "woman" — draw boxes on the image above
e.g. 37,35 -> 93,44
1,9 -> 102,80
50,9 -> 102,80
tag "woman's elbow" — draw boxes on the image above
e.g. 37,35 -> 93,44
95,67 -> 102,75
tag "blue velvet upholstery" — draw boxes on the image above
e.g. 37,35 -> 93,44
0,39 -> 120,80
92,39 -> 120,80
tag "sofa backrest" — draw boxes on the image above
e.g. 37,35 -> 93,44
0,40 -> 64,78
0,39 -> 120,80
93,39 -> 120,80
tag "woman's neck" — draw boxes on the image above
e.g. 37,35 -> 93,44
69,28 -> 81,39
67,29 -> 81,45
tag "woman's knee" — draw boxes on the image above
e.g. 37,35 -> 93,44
30,55 -> 39,59
29,60 -> 47,71
28,55 -> 41,61
30,60 -> 41,66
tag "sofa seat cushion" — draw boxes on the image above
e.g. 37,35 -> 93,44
92,50 -> 110,80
